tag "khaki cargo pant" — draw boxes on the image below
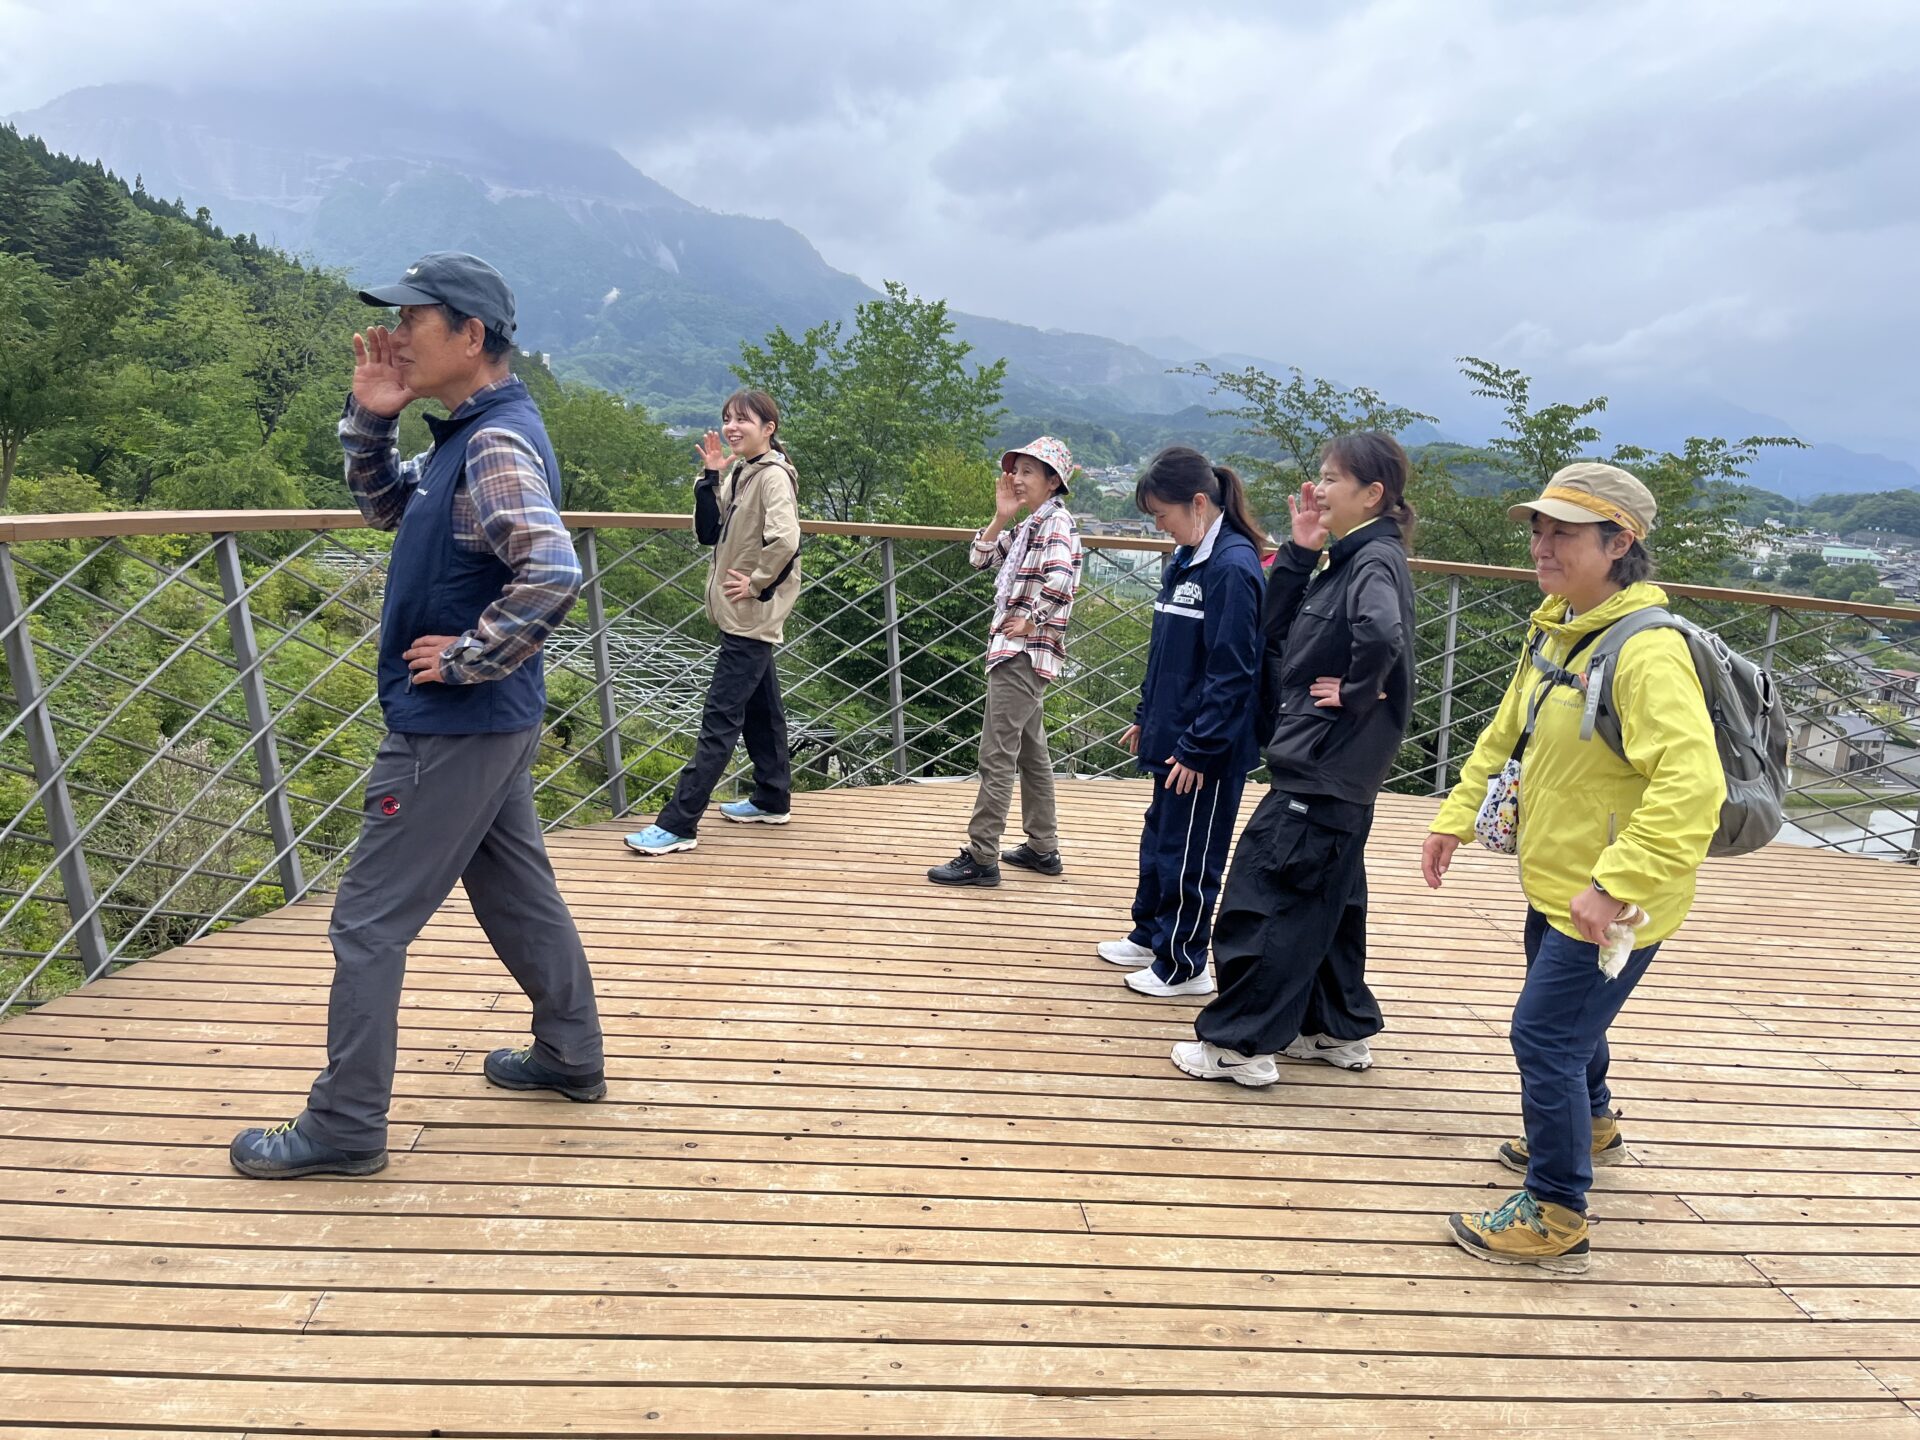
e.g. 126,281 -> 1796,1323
966,654 -> 1059,864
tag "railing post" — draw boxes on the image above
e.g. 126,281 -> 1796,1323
0,542 -> 111,981
214,534 -> 306,901
577,529 -> 627,816
880,538 -> 908,780
1431,576 -> 1461,796
1763,606 -> 1782,669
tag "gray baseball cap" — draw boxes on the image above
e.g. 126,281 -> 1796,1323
358,251 -> 517,339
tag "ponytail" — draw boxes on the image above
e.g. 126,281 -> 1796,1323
1208,463 -> 1270,555
1134,446 -> 1273,555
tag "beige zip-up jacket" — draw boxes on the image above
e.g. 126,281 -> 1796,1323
695,450 -> 802,644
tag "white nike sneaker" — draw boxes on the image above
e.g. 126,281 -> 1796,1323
1124,967 -> 1216,998
1282,1033 -> 1375,1071
1171,1040 -> 1278,1087
1097,937 -> 1156,966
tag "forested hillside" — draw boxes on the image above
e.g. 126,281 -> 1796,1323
0,123 -> 685,520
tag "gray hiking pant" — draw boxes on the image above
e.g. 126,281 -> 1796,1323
302,727 -> 604,1151
967,654 -> 1059,864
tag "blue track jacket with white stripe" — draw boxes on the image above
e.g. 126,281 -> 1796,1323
1133,519 -> 1265,778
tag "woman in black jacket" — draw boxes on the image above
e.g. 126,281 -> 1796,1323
1171,431 -> 1417,1088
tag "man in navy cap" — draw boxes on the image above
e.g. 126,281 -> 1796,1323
230,252 -> 607,1178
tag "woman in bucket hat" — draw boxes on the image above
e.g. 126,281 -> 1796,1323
928,437 -> 1083,887
1423,461 -> 1724,1272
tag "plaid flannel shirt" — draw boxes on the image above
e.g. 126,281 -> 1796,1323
339,380 -> 581,685
970,496 -> 1082,681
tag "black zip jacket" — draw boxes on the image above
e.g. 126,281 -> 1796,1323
1259,518 -> 1416,805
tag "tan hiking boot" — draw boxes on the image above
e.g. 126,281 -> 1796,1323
1449,1189 -> 1591,1273
1498,1113 -> 1627,1174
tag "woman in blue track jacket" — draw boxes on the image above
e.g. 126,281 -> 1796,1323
1100,447 -> 1271,998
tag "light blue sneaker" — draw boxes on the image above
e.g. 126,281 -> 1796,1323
623,824 -> 696,856
719,799 -> 791,825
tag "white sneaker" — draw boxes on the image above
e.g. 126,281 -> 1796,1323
1097,937 -> 1156,967
1282,1033 -> 1375,1071
1171,1040 -> 1278,1088
1125,967 -> 1216,999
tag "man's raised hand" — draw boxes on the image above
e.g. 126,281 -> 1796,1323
351,326 -> 418,418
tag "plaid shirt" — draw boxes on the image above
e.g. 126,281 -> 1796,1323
339,379 -> 581,685
971,496 -> 1082,681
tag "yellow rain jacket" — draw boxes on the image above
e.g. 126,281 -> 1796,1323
1430,583 -> 1725,945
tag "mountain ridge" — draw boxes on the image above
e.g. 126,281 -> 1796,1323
10,83 -> 1915,498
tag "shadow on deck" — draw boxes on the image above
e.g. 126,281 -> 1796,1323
3,779 -> 1920,1437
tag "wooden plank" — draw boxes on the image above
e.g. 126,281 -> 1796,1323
6,1281 -> 1849,1352
0,1241 -> 1795,1319
11,1078 -> 1910,1162
0,1375 -> 1912,1438
11,1127 -> 1920,1204
0,1322 -> 1899,1401
6,1052 -> 1905,1135
0,1202 -> 1760,1284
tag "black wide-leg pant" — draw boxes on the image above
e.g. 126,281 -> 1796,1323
1194,787 -> 1383,1057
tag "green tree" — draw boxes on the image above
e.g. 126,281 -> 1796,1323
734,281 -> 1007,521
243,267 -> 358,443
1176,361 -> 1436,530
1459,355 -> 1607,491
1610,433 -> 1801,583
1448,358 -> 1799,582
536,379 -> 685,512
44,167 -> 127,280
0,254 -> 125,505
1784,552 -> 1827,588
0,141 -> 49,257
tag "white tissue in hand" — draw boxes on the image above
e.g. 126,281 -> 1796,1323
1598,905 -> 1650,980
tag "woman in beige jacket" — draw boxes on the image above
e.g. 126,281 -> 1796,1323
626,389 -> 802,855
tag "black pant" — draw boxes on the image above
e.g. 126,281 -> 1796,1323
1194,788 -> 1383,1057
656,633 -> 791,836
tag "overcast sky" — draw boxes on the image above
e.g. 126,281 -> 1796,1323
2,0 -> 1915,456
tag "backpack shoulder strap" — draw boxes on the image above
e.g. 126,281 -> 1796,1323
1582,606 -> 1686,752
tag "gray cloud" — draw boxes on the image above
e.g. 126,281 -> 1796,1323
1,0 -> 1916,457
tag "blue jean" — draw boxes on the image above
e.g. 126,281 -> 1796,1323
1512,907 -> 1661,1213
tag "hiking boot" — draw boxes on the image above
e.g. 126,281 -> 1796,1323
624,823 -> 696,856
927,849 -> 1000,887
1096,937 -> 1156,967
1449,1189 -> 1591,1273
720,799 -> 789,825
483,1046 -> 608,1102
1499,1113 -> 1627,1174
1001,843 -> 1064,875
1124,964 -> 1216,998
1170,1040 -> 1278,1088
230,1119 -> 388,1180
1282,1033 -> 1375,1071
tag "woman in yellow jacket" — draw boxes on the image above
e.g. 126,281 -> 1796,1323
1422,463 -> 1724,1273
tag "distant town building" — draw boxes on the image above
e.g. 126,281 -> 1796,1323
1794,711 -> 1889,777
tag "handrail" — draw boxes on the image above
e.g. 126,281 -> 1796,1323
5,502 -> 1920,1013
5,510 -> 1919,623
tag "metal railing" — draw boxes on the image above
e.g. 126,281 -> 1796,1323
4,507 -> 1920,1009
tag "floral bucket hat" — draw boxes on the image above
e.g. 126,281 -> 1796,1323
1000,435 -> 1076,496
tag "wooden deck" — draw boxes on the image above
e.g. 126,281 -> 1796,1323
4,779 -> 1920,1438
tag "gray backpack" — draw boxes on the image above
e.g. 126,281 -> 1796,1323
1529,607 -> 1789,856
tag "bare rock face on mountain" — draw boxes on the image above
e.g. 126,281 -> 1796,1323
11,83 -> 1215,416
